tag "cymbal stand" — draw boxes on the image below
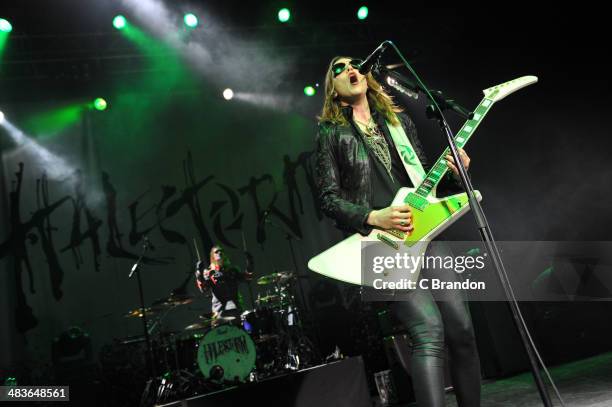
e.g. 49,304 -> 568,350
128,237 -> 156,379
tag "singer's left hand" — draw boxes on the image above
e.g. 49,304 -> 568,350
445,148 -> 470,177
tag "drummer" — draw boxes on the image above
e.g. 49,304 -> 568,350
195,245 -> 253,321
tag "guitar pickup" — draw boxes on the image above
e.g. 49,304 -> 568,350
387,229 -> 406,239
405,193 -> 428,211
377,233 -> 400,250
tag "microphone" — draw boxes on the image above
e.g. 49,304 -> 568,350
358,42 -> 389,75
129,263 -> 138,278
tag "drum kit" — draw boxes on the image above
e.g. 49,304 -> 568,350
123,269 -> 319,401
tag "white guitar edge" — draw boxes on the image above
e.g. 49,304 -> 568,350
484,75 -> 538,102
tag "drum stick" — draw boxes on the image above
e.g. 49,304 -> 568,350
193,237 -> 201,262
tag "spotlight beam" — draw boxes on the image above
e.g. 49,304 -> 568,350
0,118 -> 75,179
120,0 -> 299,111
0,18 -> 11,58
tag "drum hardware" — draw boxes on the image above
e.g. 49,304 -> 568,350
115,334 -> 147,346
255,293 -> 281,306
184,314 -> 237,331
123,286 -> 198,377
244,268 -> 320,377
140,368 -> 211,407
141,267 -> 320,388
184,322 -> 210,331
127,236 -> 158,378
152,292 -> 194,307
124,306 -> 163,319
136,243 -> 322,405
256,271 -> 295,286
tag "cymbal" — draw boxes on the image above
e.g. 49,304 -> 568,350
185,322 -> 210,331
257,271 -> 295,285
256,294 -> 280,305
123,307 -> 160,318
185,314 -> 236,331
199,312 -> 215,321
152,293 -> 194,307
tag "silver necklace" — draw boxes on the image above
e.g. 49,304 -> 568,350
355,117 -> 393,180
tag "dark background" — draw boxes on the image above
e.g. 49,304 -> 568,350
1,0 -> 611,402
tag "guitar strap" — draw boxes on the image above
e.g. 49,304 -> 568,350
386,121 -> 427,188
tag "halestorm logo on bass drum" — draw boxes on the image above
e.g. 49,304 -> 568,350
202,335 -> 249,364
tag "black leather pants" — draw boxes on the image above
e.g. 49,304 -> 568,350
389,243 -> 482,407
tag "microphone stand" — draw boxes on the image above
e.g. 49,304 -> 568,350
129,237 -> 156,379
375,40 -> 558,407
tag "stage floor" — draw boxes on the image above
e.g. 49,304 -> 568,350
403,352 -> 612,407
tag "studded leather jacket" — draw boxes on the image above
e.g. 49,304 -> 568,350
315,106 -> 462,236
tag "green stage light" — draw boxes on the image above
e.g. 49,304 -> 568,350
184,13 -> 198,28
93,98 -> 107,111
304,86 -> 316,96
0,19 -> 11,33
113,15 -> 127,30
23,104 -> 84,137
0,21 -> 9,58
357,6 -> 369,20
278,8 -> 291,23
0,18 -> 12,33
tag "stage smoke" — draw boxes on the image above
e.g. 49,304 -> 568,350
1,119 -> 75,180
120,0 -> 296,98
234,93 -> 297,113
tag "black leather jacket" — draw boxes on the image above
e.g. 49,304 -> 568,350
315,106 -> 462,235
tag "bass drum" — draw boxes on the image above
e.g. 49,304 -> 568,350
197,325 -> 256,383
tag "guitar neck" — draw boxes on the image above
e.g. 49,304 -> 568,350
414,95 -> 497,197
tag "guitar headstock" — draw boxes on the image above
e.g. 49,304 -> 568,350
482,75 -> 538,102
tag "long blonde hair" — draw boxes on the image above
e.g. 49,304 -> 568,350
318,56 -> 402,126
209,245 -> 230,270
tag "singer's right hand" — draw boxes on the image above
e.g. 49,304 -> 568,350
367,204 -> 414,233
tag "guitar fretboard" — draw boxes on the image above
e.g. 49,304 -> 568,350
414,90 -> 499,198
